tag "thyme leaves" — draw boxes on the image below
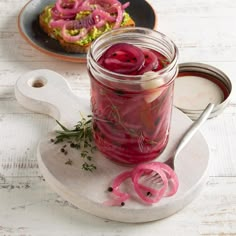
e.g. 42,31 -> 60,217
53,115 -> 96,172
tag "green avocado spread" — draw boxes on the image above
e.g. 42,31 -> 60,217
42,6 -> 132,46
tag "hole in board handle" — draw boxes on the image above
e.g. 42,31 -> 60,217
28,76 -> 47,88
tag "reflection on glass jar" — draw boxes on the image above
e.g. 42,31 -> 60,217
87,27 -> 179,165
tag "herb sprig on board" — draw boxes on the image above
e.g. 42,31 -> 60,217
53,115 -> 96,172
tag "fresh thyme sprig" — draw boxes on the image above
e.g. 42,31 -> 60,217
53,115 -> 97,172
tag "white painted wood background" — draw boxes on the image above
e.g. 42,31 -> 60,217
0,0 -> 236,235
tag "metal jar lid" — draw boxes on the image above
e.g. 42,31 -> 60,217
173,62 -> 232,120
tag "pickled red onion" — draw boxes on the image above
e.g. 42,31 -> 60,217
103,195 -> 128,206
50,19 -> 68,28
101,43 -> 145,74
110,3 -> 123,29
138,48 -> 159,74
104,162 -> 179,206
49,0 -> 129,42
103,171 -> 132,206
93,9 -> 116,23
109,171 -> 132,197
92,9 -> 116,28
61,22 -> 88,42
78,0 -> 123,13
55,0 -> 82,15
104,58 -> 142,74
132,163 -> 168,204
51,6 -> 76,20
68,16 -> 95,29
77,0 -> 100,12
81,0 -> 124,28
86,0 -> 120,7
153,162 -> 179,197
51,12 -> 101,30
122,2 -> 130,9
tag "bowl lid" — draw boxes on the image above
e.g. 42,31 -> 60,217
173,62 -> 232,120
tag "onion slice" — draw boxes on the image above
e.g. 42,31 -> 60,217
132,163 -> 168,204
104,162 -> 179,206
50,19 -> 68,28
138,48 -> 159,74
153,162 -> 179,197
51,6 -> 76,20
112,3 -> 123,29
103,171 -> 132,206
110,171 -> 132,198
102,43 -> 145,74
56,0 -> 81,15
122,2 -> 130,9
61,21 -> 88,42
92,9 -> 116,23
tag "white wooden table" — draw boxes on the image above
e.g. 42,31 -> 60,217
0,0 -> 236,235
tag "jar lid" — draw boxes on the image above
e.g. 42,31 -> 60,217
173,62 -> 232,120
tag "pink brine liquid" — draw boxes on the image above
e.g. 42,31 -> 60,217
89,43 -> 174,164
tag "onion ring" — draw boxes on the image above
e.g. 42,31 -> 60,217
151,162 -> 179,197
138,48 -> 159,74
56,0 -> 82,15
50,19 -> 68,28
61,21 -> 88,42
51,6 -> 76,20
132,164 -> 168,204
103,171 -> 132,206
112,3 -> 123,29
104,162 -> 179,206
102,43 -> 145,74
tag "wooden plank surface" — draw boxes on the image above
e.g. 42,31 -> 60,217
0,0 -> 236,234
0,176 -> 235,235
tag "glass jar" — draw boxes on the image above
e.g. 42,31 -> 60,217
87,27 -> 179,165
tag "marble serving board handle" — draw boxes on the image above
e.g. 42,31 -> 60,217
15,69 -> 90,127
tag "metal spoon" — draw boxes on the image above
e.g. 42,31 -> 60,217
164,103 -> 215,170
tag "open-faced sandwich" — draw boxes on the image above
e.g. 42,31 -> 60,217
39,0 -> 135,53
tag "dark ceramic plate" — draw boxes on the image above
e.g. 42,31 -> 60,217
18,0 -> 157,63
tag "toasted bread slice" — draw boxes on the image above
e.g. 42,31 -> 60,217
39,7 -> 135,54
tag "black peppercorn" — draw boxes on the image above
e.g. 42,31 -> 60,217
107,187 -> 113,192
70,143 -> 76,148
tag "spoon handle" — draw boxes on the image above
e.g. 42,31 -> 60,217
175,103 -> 215,157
